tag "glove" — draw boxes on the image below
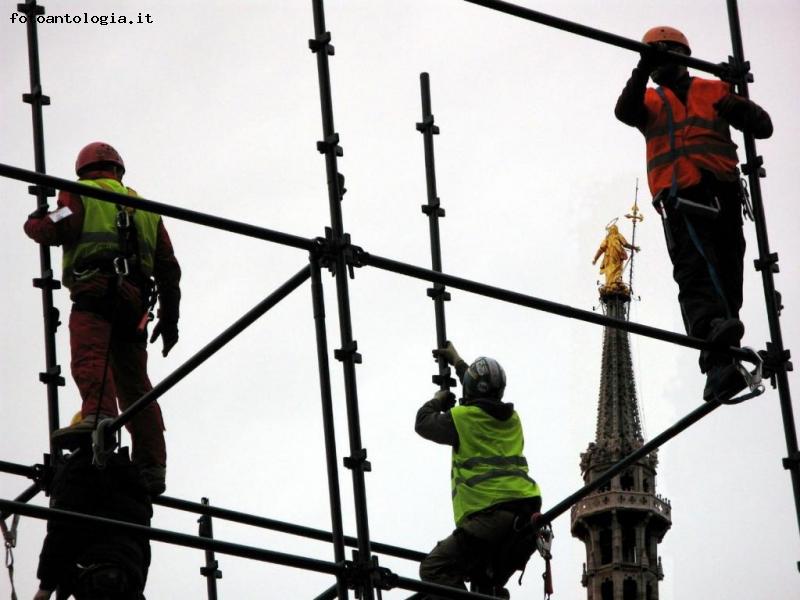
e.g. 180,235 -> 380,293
432,341 -> 462,366
150,319 -> 179,357
34,589 -> 53,600
433,390 -> 456,411
637,42 -> 669,73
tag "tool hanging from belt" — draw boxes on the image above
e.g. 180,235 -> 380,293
528,513 -> 554,600
1,515 -> 19,600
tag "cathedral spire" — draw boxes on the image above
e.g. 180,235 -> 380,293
572,213 -> 671,600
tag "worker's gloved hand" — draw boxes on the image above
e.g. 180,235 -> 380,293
637,42 -> 669,73
150,319 -> 179,357
34,588 -> 53,600
432,389 -> 456,411
432,341 -> 462,366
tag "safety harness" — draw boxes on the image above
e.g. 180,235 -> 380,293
653,85 -> 732,319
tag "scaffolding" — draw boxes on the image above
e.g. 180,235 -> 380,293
1,0 -> 797,598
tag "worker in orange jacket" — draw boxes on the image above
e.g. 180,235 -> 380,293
615,26 -> 773,402
24,142 -> 181,494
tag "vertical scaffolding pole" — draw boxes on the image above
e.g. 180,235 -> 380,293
417,73 -> 455,392
725,0 -> 800,544
310,255 -> 349,600
198,498 -> 222,600
309,1 -> 374,597
18,0 -> 65,455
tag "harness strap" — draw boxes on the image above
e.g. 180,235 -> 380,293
655,86 -> 732,319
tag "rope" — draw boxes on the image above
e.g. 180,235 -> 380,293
1,515 -> 19,600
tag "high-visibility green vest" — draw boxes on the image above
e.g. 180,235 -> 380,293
450,404 -> 541,526
62,178 -> 161,289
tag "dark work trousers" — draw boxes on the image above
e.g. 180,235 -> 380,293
419,500 -> 539,599
70,289 -> 166,468
661,177 -> 745,363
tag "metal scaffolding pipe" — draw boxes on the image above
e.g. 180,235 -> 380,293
461,0 -> 728,78
0,499 -> 343,576
154,494 -> 426,562
310,257 -> 349,599
418,72 -> 454,391
18,0 -> 63,454
0,163 -> 315,251
198,497 -> 221,600
309,1 -> 374,598
109,266 -> 311,434
360,252 -> 756,362
725,0 -> 800,543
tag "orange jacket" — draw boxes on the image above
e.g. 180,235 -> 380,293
643,77 -> 739,196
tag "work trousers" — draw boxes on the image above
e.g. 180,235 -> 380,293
419,504 -> 534,599
662,178 -> 746,343
70,306 -> 166,467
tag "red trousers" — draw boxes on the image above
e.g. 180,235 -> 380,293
69,308 -> 166,467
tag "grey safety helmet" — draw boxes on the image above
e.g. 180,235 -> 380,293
462,357 -> 506,400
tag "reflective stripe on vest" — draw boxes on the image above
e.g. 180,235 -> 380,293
450,405 -> 541,527
643,78 -> 739,196
62,179 -> 160,289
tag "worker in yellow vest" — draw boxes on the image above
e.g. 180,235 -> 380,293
24,142 -> 181,495
415,342 -> 542,598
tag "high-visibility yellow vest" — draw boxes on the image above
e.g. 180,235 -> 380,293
62,178 -> 160,289
450,404 -> 541,527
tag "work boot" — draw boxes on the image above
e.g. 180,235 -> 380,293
51,414 -> 107,450
139,464 -> 166,496
703,362 -> 748,403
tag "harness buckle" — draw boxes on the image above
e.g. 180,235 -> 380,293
113,257 -> 129,277
116,209 -> 131,231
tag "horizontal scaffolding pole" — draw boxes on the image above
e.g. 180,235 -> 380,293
540,390 -> 760,527
0,459 -> 39,479
110,265 -> 312,433
360,252 -> 756,362
0,498 -> 342,576
393,575 -> 504,600
0,163 -> 315,251
155,494 -> 427,562
461,0 -> 731,78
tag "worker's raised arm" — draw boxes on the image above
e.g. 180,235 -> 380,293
415,390 -> 459,447
713,92 -> 773,139
614,57 -> 652,131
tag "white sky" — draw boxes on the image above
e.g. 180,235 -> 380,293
1,1 -> 799,598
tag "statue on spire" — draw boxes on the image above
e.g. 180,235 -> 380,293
592,221 -> 639,295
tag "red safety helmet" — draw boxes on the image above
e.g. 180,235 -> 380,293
642,26 -> 691,55
75,142 -> 125,176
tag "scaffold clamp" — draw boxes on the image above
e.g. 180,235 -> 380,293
741,155 -> 766,178
22,87 -> 50,107
317,133 -> 343,157
415,115 -> 440,135
308,31 -> 335,55
783,451 -> 800,471
421,202 -> 445,217
16,1 -> 45,16
426,285 -> 450,302
27,184 -> 55,199
38,366 -> 65,387
753,252 -> 779,273
32,270 -> 61,291
431,372 -> 456,388
334,340 -> 362,364
343,448 -> 371,472
720,55 -> 753,84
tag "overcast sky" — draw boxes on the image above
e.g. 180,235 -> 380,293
1,1 -> 799,598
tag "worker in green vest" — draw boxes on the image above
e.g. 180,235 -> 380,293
24,142 -> 181,495
415,342 -> 542,598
